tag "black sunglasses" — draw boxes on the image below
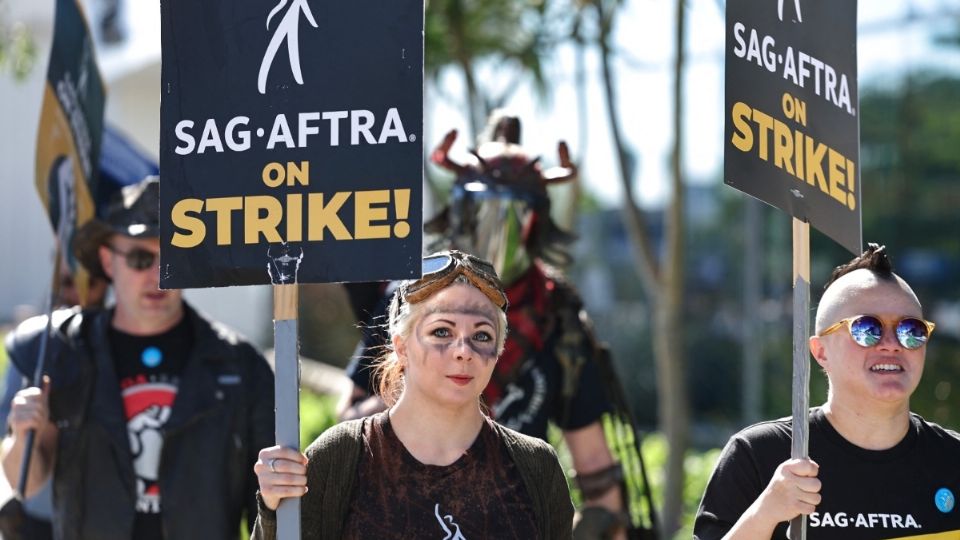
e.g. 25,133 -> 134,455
819,315 -> 936,350
109,246 -> 158,272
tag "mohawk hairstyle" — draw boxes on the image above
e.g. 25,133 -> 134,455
823,242 -> 895,290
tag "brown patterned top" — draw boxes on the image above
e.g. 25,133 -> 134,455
341,412 -> 540,539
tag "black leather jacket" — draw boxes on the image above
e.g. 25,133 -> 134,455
6,304 -> 275,540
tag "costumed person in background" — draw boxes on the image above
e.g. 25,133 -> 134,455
341,113 -> 658,540
1,176 -> 275,540
255,250 -> 573,539
0,125 -> 155,540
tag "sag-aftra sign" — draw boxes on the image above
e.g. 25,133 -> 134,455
160,0 -> 424,288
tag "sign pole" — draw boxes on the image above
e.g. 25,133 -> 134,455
789,217 -> 810,540
273,284 -> 300,540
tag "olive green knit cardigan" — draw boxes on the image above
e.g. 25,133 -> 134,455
252,415 -> 574,539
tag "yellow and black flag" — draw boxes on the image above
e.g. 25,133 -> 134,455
33,0 -> 105,302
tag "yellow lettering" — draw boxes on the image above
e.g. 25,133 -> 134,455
286,194 -> 303,242
262,162 -> 285,188
287,161 -> 309,186
355,190 -> 391,240
828,148 -> 848,205
307,192 -> 352,240
171,199 -> 205,248
206,197 -> 243,245
805,137 -> 829,194
753,109 -> 773,161
731,102 -> 754,152
773,120 -> 794,176
244,196 -> 283,244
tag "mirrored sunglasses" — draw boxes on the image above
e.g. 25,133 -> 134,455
819,315 -> 936,350
109,246 -> 158,272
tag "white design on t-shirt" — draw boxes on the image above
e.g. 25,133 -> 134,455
123,382 -> 176,514
434,503 -> 466,540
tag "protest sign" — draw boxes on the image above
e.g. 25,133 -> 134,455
160,0 -> 424,289
725,0 -> 860,254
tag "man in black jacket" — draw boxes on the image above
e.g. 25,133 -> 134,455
1,176 -> 275,540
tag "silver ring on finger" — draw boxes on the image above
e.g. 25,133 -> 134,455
269,458 -> 278,473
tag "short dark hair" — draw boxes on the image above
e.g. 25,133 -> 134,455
823,243 -> 895,290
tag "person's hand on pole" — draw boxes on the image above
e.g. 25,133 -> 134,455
8,376 -> 52,439
255,446 -> 309,511
1,375 -> 57,498
723,458 -> 820,539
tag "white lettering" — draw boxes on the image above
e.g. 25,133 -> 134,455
351,110 -> 376,145
905,514 -> 920,529
782,47 -> 797,85
197,118 -> 224,154
267,114 -> 295,150
821,512 -> 835,527
298,112 -> 320,148
225,116 -> 250,152
322,111 -> 348,146
175,120 -> 196,155
733,22 -> 747,58
809,512 -> 820,527
855,513 -> 868,527
378,108 -> 407,143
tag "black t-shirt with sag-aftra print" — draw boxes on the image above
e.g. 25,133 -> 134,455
695,408 -> 960,540
341,412 -> 540,540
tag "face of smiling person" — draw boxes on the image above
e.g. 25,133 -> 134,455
395,283 -> 500,409
99,235 -> 184,335
811,271 -> 926,409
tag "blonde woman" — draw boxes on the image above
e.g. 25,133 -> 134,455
253,250 -> 573,539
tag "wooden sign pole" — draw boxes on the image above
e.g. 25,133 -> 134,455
789,218 -> 810,540
273,284 -> 300,540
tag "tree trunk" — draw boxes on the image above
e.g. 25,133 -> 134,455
658,0 -> 689,536
594,0 -> 690,535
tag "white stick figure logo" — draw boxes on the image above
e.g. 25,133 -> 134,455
258,0 -> 318,94
778,0 -> 802,22
434,504 -> 466,540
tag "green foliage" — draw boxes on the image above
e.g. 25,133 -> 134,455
0,15 -> 36,80
639,433 -> 721,540
550,416 -> 723,540
299,390 -> 340,449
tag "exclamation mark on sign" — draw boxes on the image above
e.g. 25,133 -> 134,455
393,189 -> 411,238
846,159 -> 857,210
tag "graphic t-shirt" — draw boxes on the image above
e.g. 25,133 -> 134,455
109,319 -> 191,540
341,412 -> 539,539
695,408 -> 960,540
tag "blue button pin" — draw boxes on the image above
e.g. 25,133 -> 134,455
142,346 -> 163,368
935,487 -> 955,513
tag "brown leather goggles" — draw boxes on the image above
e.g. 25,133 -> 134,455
400,250 -> 508,311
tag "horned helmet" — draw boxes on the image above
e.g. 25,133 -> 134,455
426,112 -> 577,284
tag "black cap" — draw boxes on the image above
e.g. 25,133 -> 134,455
74,176 -> 160,278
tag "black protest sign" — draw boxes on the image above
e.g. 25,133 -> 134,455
160,0 -> 424,288
34,0 -> 105,273
725,0 -> 861,254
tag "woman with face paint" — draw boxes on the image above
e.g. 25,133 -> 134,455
251,250 -> 574,540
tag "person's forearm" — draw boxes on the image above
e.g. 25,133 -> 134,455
721,497 -> 779,540
1,433 -> 54,497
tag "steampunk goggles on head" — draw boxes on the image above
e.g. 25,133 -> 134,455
400,250 -> 508,312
